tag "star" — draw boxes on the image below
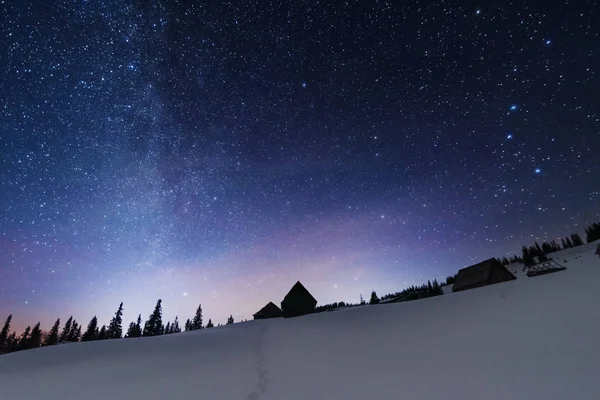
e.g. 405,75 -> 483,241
510,105 -> 518,111
506,134 -> 513,139
535,168 -> 542,174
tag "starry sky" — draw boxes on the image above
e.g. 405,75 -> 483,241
1,1 -> 599,332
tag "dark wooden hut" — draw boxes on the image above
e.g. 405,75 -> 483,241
281,281 -> 317,318
452,258 -> 516,292
253,302 -> 283,320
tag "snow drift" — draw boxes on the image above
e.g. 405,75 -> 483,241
1,242 -> 599,400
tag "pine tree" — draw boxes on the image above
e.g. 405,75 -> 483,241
561,238 -> 567,249
571,233 -> 584,246
585,222 -> 600,243
107,302 -> 124,339
165,321 -> 171,334
18,326 -> 31,350
541,242 -> 551,254
0,314 -> 12,352
135,314 -> 143,335
59,316 -> 73,343
369,290 -> 380,304
67,320 -> 81,342
125,314 -> 142,338
81,316 -> 99,342
143,299 -> 163,336
522,246 -> 534,266
28,322 -> 43,349
44,318 -> 61,346
184,319 -> 191,332
98,325 -> 107,340
432,279 -> 442,295
206,319 -> 214,328
191,304 -> 203,330
125,322 -> 136,338
566,237 -> 574,248
359,294 -> 366,305
4,332 -> 18,353
171,316 -> 181,333
227,315 -> 234,325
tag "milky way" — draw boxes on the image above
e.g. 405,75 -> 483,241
1,1 -> 599,331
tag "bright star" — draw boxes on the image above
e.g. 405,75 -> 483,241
545,39 -> 551,45
507,134 -> 513,139
510,105 -> 518,111
475,9 -> 481,15
535,168 -> 542,174
301,82 -> 307,88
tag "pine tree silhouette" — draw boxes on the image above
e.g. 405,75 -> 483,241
522,246 -> 534,266
184,319 -> 191,331
566,237 -> 574,248
0,314 -> 12,352
125,314 -> 143,338
125,322 -> 136,338
369,290 -> 380,304
143,299 -> 163,336
59,316 -> 73,343
82,316 -> 99,342
227,315 -> 234,325
171,316 -> 181,333
206,318 -> 214,328
135,314 -> 143,335
432,279 -> 442,295
107,302 -> 124,339
5,332 -> 17,353
44,318 -> 61,346
191,304 -> 203,330
571,233 -> 584,246
165,321 -> 171,334
18,326 -> 31,351
98,325 -> 107,340
534,242 -> 543,255
585,222 -> 600,243
67,320 -> 81,342
28,322 -> 43,349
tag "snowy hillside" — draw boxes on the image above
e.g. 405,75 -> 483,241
1,242 -> 599,400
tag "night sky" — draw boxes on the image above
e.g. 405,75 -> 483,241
1,1 -> 599,332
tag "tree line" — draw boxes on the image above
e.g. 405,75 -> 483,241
313,278 -> 445,315
379,279 -> 444,303
0,299 -> 235,356
521,233 -> 585,266
495,221 -> 599,268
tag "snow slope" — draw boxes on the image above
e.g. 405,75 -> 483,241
1,242 -> 599,400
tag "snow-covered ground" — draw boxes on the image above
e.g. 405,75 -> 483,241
1,242 -> 599,400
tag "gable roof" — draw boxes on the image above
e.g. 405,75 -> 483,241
282,281 -> 317,305
253,302 -> 282,318
452,258 -> 515,292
